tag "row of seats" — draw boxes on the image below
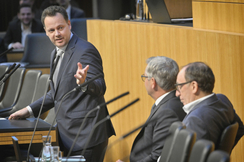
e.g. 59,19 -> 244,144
155,121 -> 238,162
0,65 -> 54,121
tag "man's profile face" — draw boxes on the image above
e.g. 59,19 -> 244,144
18,7 -> 34,26
175,67 -> 193,105
44,13 -> 71,48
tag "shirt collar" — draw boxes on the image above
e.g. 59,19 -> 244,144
183,93 -> 215,114
155,91 -> 171,106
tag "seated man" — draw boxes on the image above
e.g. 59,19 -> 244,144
3,3 -> 44,49
117,56 -> 186,162
175,62 -> 236,145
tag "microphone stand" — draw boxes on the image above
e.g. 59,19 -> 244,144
26,79 -> 51,162
0,64 -> 20,86
0,47 -> 13,58
79,98 -> 140,161
0,63 -> 16,81
66,91 -> 130,160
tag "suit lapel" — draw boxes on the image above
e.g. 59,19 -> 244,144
132,91 -> 176,150
146,91 -> 176,122
54,35 -> 77,97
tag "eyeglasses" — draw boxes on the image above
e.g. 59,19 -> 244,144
141,74 -> 149,82
175,80 -> 193,91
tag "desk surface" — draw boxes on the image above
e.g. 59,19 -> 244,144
0,118 -> 56,145
0,118 -> 55,132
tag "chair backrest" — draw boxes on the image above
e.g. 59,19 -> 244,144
33,74 -> 50,101
20,33 -> 55,68
168,128 -> 196,162
188,139 -> 215,162
9,70 -> 42,113
0,68 -> 25,109
207,150 -> 230,162
0,65 -> 9,99
12,136 -> 23,162
216,122 -> 239,154
71,18 -> 95,40
159,121 -> 186,162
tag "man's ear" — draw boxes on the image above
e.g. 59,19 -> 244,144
17,13 -> 21,20
151,77 -> 156,89
192,81 -> 199,94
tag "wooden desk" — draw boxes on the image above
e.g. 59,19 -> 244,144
0,118 -> 56,145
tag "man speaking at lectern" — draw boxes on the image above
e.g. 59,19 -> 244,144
9,6 -> 115,162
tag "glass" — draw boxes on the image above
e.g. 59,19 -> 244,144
136,0 -> 144,20
141,74 -> 149,82
175,80 -> 193,91
51,146 -> 61,162
41,135 -> 52,162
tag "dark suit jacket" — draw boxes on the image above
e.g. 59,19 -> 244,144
183,94 -> 235,145
130,91 -> 185,162
3,19 -> 44,49
216,93 -> 244,146
30,34 -> 115,151
71,6 -> 85,19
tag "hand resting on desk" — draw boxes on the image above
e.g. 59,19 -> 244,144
8,107 -> 30,120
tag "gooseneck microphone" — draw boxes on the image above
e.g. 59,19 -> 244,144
66,91 -> 130,159
80,98 -> 140,160
0,47 -> 13,58
26,78 -> 51,162
106,117 -> 158,151
0,64 -> 20,86
0,63 -> 16,81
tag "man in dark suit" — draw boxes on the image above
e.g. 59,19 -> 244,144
56,0 -> 85,19
3,3 -> 44,49
9,6 -> 115,162
175,62 -> 235,145
117,56 -> 186,162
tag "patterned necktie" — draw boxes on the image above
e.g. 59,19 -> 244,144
52,50 -> 64,88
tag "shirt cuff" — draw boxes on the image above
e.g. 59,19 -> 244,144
27,106 -> 34,118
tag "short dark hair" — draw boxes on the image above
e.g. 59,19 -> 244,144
41,6 -> 68,27
18,3 -> 33,13
184,62 -> 215,94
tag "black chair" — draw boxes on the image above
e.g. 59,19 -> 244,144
188,139 -> 215,162
159,121 -> 186,162
0,70 -> 42,117
0,65 -> 9,99
207,150 -> 230,162
216,122 -> 239,154
71,18 -> 96,40
0,33 -> 55,68
0,68 -> 25,111
167,128 -> 196,162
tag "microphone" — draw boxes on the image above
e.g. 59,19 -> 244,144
26,78 -> 51,162
80,98 -> 140,160
38,74 -> 105,160
66,91 -> 130,159
106,117 -> 159,151
0,63 -> 16,81
0,47 -> 13,58
0,64 -> 20,86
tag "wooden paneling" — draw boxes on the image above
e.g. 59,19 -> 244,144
193,1 -> 244,33
87,20 -> 244,162
194,0 -> 244,3
165,0 -> 192,18
0,130 -> 56,145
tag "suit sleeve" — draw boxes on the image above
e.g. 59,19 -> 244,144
78,45 -> 106,97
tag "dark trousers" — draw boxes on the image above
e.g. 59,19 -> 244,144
63,139 -> 109,162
